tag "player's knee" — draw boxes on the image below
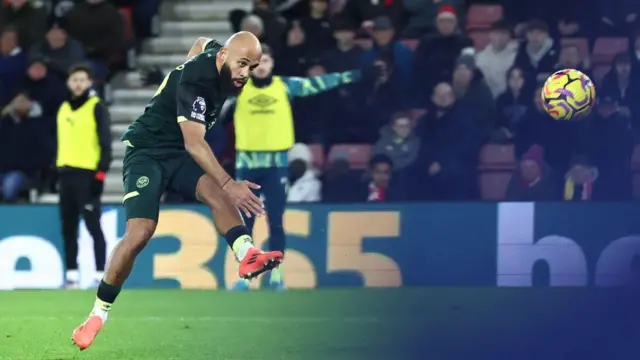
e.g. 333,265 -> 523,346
196,176 -> 227,209
122,218 -> 157,255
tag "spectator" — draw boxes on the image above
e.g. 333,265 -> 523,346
251,0 -> 286,49
555,0 -> 592,38
0,92 -> 53,202
364,154 -> 394,202
495,66 -> 532,140
287,143 -> 321,203
452,54 -> 496,140
587,96 -> 635,200
28,26 -> 85,79
563,155 -> 598,201
513,20 -> 559,84
414,5 -> 473,99
340,0 -> 405,32
360,16 -> 413,134
516,84 -> 589,186
415,82 -> 478,200
276,21 -> 308,76
322,17 -> 362,72
599,53 -> 640,122
597,0 -> 640,37
556,44 -> 590,76
0,0 -> 47,49
131,0 -> 161,40
299,0 -> 335,58
506,144 -> 557,201
321,150 -> 363,203
24,58 -> 67,117
241,15 -> 271,48
403,0 -> 464,38
0,27 -> 27,106
373,111 -> 421,171
476,20 -> 519,99
63,0 -> 125,78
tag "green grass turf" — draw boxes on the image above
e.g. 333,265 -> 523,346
0,288 -> 637,360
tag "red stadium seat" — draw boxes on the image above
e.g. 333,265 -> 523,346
469,31 -> 490,51
307,144 -> 325,170
401,39 -> 418,51
478,144 -> 516,170
592,65 -> 611,84
561,37 -> 590,59
466,5 -> 503,31
478,144 -> 516,201
328,144 -> 372,170
118,7 -> 134,42
592,37 -> 628,64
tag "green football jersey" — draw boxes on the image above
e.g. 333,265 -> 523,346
121,40 -> 226,149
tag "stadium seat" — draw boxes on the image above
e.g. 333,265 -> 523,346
466,5 -> 503,31
401,39 -> 418,51
469,31 -> 490,51
561,37 -> 590,59
478,144 -> 516,170
307,144 -> 325,170
592,37 -> 628,64
327,144 -> 372,170
477,144 -> 516,201
119,7 -> 134,42
592,65 -> 611,84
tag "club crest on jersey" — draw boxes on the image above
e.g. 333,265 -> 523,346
191,97 -> 206,122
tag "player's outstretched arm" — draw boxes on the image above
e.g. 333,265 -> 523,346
186,37 -> 213,61
283,70 -> 362,98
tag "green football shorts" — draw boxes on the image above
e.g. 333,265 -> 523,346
122,146 -> 204,221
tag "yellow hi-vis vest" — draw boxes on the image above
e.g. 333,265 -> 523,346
234,76 -> 294,151
56,96 -> 101,170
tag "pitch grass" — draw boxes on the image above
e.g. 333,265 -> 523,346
0,288 -> 638,360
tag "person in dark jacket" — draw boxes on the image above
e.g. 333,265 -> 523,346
0,0 -> 47,48
0,26 -> 27,106
0,92 -> 53,202
451,54 -> 496,140
513,20 -> 559,84
413,5 -> 474,99
24,58 -> 68,117
28,26 -> 85,79
495,66 -> 534,140
415,82 -> 479,200
63,0 -> 124,78
506,144 -> 557,201
599,53 -> 640,129
299,0 -> 335,59
340,0 -> 405,32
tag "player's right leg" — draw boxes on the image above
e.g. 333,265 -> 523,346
72,149 -> 167,351
232,167 -> 262,291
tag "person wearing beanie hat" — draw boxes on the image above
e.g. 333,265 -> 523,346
505,144 -> 557,201
414,4 -> 473,98
452,53 -> 496,139
403,1 -> 465,38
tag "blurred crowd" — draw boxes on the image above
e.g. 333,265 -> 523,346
1,0 -> 639,204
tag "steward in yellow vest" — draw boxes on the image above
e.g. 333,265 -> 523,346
226,44 -> 363,291
56,64 -> 111,289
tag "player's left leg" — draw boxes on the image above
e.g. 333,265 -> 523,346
170,158 -> 283,280
260,166 -> 288,290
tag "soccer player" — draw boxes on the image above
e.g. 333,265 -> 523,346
71,32 -> 283,350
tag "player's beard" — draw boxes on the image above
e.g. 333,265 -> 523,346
220,62 -> 245,96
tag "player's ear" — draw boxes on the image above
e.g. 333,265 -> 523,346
218,48 -> 228,62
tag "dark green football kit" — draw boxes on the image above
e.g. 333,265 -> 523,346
120,40 -> 225,221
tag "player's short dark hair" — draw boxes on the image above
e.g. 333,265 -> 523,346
526,19 -> 549,33
369,154 -> 393,169
490,20 -> 511,33
68,63 -> 93,79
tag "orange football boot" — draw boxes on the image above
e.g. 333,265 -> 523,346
72,315 -> 103,351
239,248 -> 283,279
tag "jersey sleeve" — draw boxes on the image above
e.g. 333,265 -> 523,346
176,56 -> 217,124
283,70 -> 362,98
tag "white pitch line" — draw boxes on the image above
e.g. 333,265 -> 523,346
0,316 -> 381,323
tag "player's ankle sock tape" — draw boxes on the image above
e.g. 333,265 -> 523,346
225,225 -> 252,249
97,280 -> 122,305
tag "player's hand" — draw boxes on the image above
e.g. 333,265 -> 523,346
223,180 -> 264,218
